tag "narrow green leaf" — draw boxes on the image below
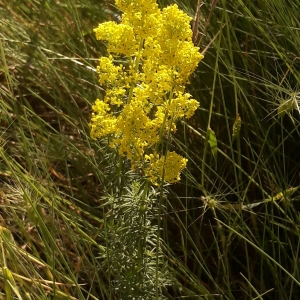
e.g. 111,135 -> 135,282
3,266 -> 22,300
0,226 -> 15,245
208,128 -> 217,160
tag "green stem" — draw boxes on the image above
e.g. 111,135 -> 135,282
127,37 -> 144,104
155,89 -> 174,154
156,169 -> 165,300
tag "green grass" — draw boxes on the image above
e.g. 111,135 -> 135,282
1,0 -> 300,299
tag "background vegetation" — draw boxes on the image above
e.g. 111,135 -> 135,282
1,0 -> 300,299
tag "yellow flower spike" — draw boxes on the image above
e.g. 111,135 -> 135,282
90,0 -> 203,184
145,152 -> 188,185
90,100 -> 117,140
94,22 -> 137,56
115,0 -> 159,15
122,8 -> 161,38
167,92 -> 200,120
160,4 -> 193,41
114,98 -> 160,162
97,56 -> 127,87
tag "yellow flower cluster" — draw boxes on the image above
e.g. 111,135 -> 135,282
90,0 -> 204,185
145,152 -> 188,184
